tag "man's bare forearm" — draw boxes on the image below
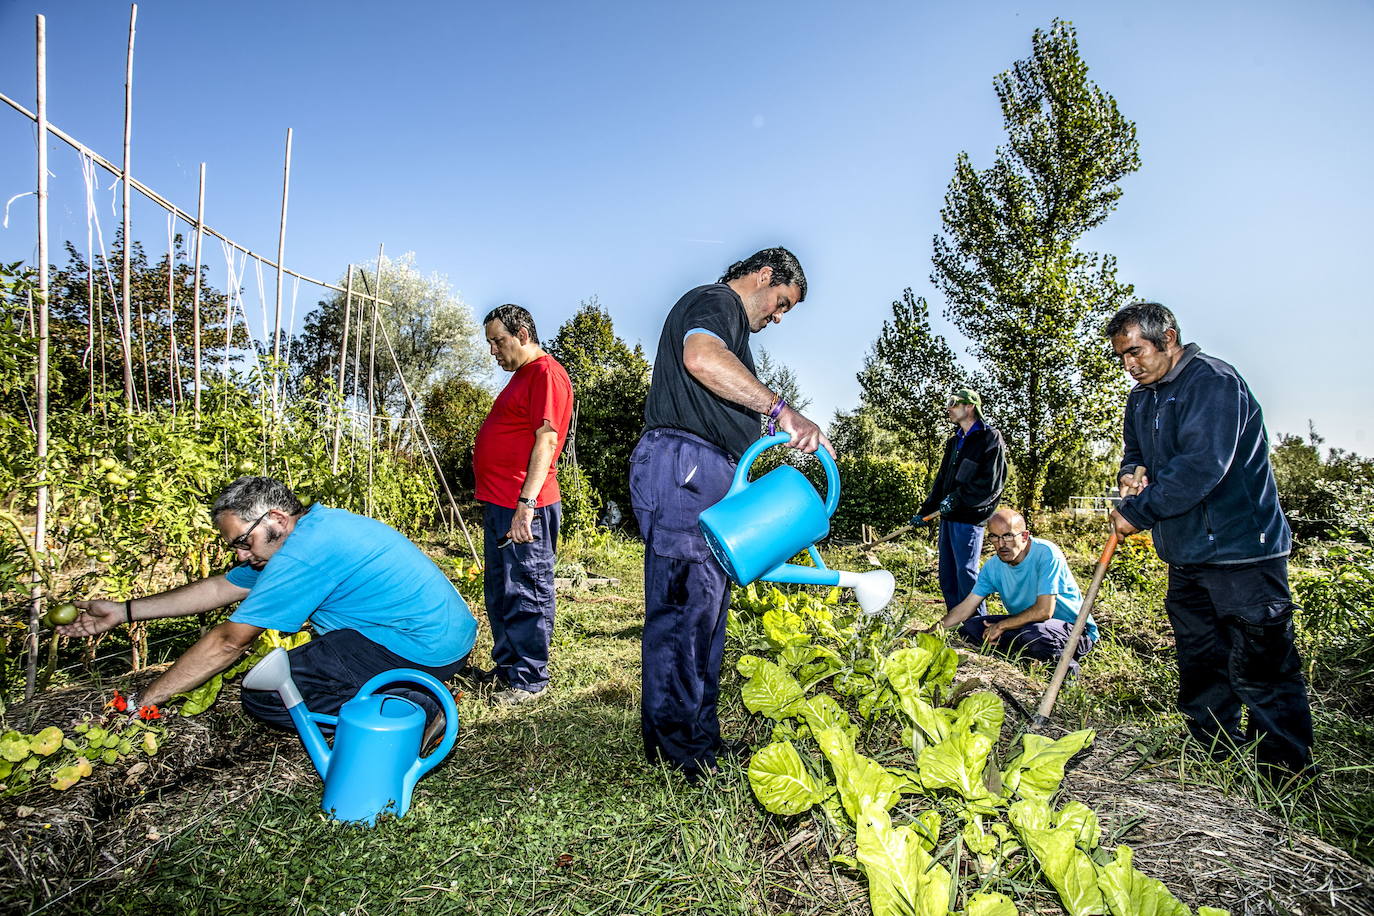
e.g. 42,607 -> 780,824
130,575 -> 250,622
683,335 -> 775,411
139,621 -> 264,707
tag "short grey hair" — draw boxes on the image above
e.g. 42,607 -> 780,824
211,477 -> 304,523
1106,302 -> 1183,351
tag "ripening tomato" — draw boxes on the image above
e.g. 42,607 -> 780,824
46,602 -> 79,626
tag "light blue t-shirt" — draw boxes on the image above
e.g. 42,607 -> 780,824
971,538 -> 1097,641
225,505 -> 476,666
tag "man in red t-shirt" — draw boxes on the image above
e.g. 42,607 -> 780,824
472,304 -> 574,705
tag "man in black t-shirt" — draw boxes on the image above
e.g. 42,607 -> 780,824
630,247 -> 833,783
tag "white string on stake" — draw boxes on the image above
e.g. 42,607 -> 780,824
2,191 -> 36,229
80,152 -> 131,370
284,275 -> 300,369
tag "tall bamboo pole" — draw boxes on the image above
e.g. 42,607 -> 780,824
272,128 -> 292,370
191,163 -> 205,420
119,3 -> 137,410
366,245 -> 383,517
330,264 -> 355,473
166,215 -> 178,412
26,16 -> 51,700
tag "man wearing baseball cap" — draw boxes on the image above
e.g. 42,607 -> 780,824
911,388 -> 1008,617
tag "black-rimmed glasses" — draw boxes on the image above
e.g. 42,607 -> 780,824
227,511 -> 271,551
987,532 -> 1024,545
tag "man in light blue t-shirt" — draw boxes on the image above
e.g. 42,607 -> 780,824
60,477 -> 476,730
927,508 -> 1097,676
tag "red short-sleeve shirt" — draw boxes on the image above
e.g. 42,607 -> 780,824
473,354 -> 574,509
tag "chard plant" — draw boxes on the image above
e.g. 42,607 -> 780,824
730,584 -> 1231,916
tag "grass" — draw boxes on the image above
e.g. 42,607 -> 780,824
11,517 -> 1374,914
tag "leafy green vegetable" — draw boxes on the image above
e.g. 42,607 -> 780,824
747,740 -> 833,816
966,891 -> 1018,916
856,801 -> 954,916
738,656 -> 806,720
815,726 -> 914,825
1010,798 -> 1106,916
1001,728 -> 1096,801
1097,845 -> 1192,916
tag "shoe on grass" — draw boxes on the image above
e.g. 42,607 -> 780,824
493,685 -> 548,707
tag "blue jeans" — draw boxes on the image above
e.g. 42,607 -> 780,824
241,628 -> 466,729
630,428 -> 735,778
959,614 -> 1095,677
1165,557 -> 1313,772
483,501 -> 561,692
939,520 -> 984,614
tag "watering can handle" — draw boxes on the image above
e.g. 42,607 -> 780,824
354,668 -> 459,777
727,432 -> 841,518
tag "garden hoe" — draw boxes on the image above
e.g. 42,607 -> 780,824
1031,530 -> 1120,730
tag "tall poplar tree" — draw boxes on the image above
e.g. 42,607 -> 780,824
932,19 -> 1137,511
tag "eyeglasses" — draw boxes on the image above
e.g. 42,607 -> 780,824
227,511 -> 271,551
987,532 -> 1024,545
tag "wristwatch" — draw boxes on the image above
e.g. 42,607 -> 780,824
517,496 -> 538,509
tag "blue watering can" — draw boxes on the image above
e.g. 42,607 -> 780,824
699,432 -> 896,615
241,647 -> 458,825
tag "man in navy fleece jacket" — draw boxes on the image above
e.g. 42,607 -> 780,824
1107,302 -> 1312,777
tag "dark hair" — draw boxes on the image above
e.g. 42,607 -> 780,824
483,304 -> 538,344
1106,302 -> 1182,351
211,476 -> 304,523
719,247 -> 807,302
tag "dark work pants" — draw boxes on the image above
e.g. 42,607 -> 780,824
241,628 -> 467,730
939,519 -> 985,615
1165,557 -> 1314,773
959,614 -> 1095,677
630,428 -> 735,779
483,501 -> 561,692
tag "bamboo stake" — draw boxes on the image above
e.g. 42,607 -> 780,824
191,163 -> 205,420
272,127 -> 292,380
330,265 -> 355,473
119,3 -> 137,410
166,216 -> 178,412
26,16 -> 51,699
366,246 -> 383,517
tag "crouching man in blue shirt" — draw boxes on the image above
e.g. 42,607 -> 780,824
59,477 -> 477,730
926,508 -> 1097,677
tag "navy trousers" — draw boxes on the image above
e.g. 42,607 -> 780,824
939,519 -> 985,615
630,428 -> 735,779
241,628 -> 466,729
1165,557 -> 1314,773
959,614 -> 1095,677
483,501 -> 561,692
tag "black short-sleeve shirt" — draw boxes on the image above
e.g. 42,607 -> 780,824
643,283 -> 760,459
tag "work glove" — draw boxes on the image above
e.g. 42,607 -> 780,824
939,495 -> 956,515
908,514 -> 929,529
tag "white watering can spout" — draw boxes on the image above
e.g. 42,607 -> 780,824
242,646 -> 305,709
835,569 -> 896,616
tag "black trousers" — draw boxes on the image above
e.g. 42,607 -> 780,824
1165,557 -> 1314,773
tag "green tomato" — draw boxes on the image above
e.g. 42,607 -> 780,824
46,602 -> 79,626
235,460 -> 257,476
104,472 -> 128,486
97,552 -> 115,563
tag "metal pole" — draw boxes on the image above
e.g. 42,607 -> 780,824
26,16 -> 50,700
119,3 -> 137,409
191,162 -> 205,420
166,216 -> 178,411
366,245 -> 383,517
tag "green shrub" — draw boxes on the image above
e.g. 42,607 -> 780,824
558,460 -> 601,537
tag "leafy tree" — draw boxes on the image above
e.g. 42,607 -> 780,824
1271,423 -> 1374,541
755,347 -> 811,414
546,298 -> 650,523
856,289 -> 969,472
293,252 -> 485,418
422,376 -> 494,493
17,235 -> 242,414
930,19 -> 1137,512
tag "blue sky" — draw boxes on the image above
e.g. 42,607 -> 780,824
2,0 -> 1371,454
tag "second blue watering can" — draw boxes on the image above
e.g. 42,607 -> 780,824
242,647 -> 458,825
699,432 -> 895,614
